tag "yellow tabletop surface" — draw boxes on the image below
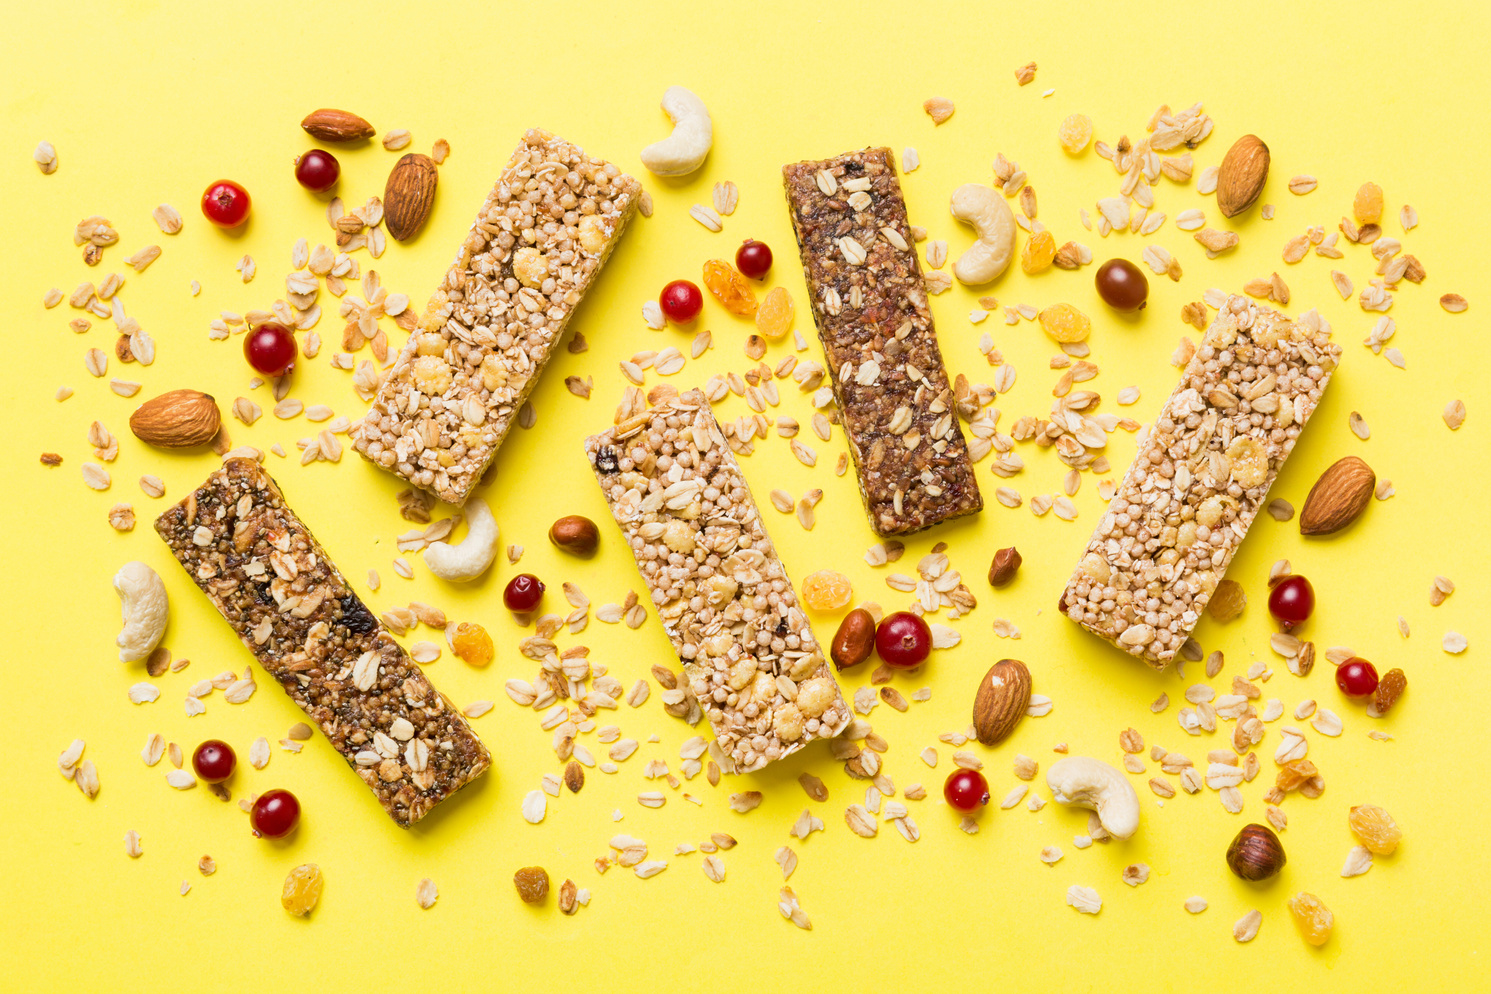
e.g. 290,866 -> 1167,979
4,1 -> 1487,990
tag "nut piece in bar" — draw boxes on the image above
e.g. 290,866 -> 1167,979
584,389 -> 851,772
782,147 -> 982,536
155,458 -> 491,826
353,129 -> 643,506
1060,296 -> 1341,669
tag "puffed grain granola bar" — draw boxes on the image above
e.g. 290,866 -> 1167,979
156,458 -> 491,826
584,389 -> 851,772
1060,296 -> 1341,669
353,129 -> 642,505
782,148 -> 982,536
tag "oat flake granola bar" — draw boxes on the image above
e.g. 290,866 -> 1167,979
783,147 -> 982,536
354,129 -> 642,505
156,458 -> 491,826
584,389 -> 851,772
1060,296 -> 1341,669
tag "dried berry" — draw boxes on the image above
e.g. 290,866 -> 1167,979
1021,229 -> 1056,274
1354,181 -> 1384,225
1037,303 -> 1090,343
514,866 -> 550,904
1373,668 -> 1407,714
1348,804 -> 1401,855
1058,114 -> 1093,154
755,286 -> 794,340
801,570 -> 852,611
281,863 -> 324,917
1207,579 -> 1247,622
702,259 -> 757,316
451,621 -> 494,667
1287,892 -> 1333,946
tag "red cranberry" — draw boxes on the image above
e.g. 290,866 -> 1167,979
244,322 -> 297,377
294,149 -> 340,193
192,740 -> 236,783
735,239 -> 773,279
875,611 -> 932,668
1267,574 -> 1314,631
1336,657 -> 1379,698
503,573 -> 545,612
201,179 -> 252,228
943,769 -> 990,813
249,789 -> 301,839
659,280 -> 703,323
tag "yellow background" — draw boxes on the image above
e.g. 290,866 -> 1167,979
4,1 -> 1486,990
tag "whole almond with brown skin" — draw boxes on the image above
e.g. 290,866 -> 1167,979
1299,455 -> 1374,535
973,658 -> 1031,745
831,609 -> 876,671
384,153 -> 438,242
300,108 -> 374,143
129,389 -> 221,447
988,546 -> 1021,587
1216,134 -> 1269,218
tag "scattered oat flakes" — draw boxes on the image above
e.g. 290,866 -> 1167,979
1066,885 -> 1101,914
923,97 -> 955,124
1233,909 -> 1262,942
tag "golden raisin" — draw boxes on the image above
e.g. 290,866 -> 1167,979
1373,668 -> 1406,714
1275,759 -> 1318,793
702,259 -> 757,317
755,286 -> 794,340
514,866 -> 550,904
1058,113 -> 1094,154
1348,804 -> 1401,855
451,621 -> 494,667
1287,891 -> 1333,946
1037,303 -> 1090,343
281,863 -> 324,917
800,570 -> 852,612
1021,229 -> 1056,274
1354,182 -> 1384,225
1207,579 -> 1247,622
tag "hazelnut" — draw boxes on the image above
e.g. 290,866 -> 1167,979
548,515 -> 600,556
988,546 -> 1022,587
1226,823 -> 1286,881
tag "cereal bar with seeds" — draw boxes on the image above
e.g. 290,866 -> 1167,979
782,148 -> 982,536
584,389 -> 851,772
1060,296 -> 1341,669
156,458 -> 490,826
354,129 -> 642,505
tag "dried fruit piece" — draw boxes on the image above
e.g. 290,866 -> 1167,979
1348,804 -> 1401,855
1373,668 -> 1406,714
1021,229 -> 1056,274
1058,114 -> 1093,153
1037,303 -> 1091,343
451,622 -> 494,667
755,286 -> 794,340
1287,892 -> 1333,946
801,570 -> 851,611
514,866 -> 550,904
1207,579 -> 1247,622
1354,182 -> 1384,225
702,259 -> 757,316
281,863 -> 324,916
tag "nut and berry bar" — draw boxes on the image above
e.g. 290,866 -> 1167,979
1060,296 -> 1342,669
782,147 -> 982,536
155,458 -> 491,826
584,389 -> 851,772
353,129 -> 643,505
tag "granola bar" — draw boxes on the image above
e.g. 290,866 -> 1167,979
155,458 -> 490,826
353,129 -> 642,505
1060,296 -> 1341,669
584,389 -> 851,772
782,148 -> 982,536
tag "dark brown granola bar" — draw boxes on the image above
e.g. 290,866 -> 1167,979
155,458 -> 490,826
584,390 -> 850,772
782,148 -> 982,536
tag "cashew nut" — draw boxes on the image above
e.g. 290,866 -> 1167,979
114,561 -> 167,663
949,183 -> 1016,285
1046,756 -> 1141,840
424,499 -> 498,582
639,86 -> 713,177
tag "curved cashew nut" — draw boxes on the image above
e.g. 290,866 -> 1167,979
424,499 -> 498,582
639,86 -> 713,177
1046,756 -> 1141,840
949,183 -> 1016,285
115,561 -> 167,662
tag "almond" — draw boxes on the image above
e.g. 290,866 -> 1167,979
1216,134 -> 1269,218
1299,456 -> 1375,535
384,153 -> 438,242
300,108 -> 375,143
973,658 -> 1031,746
129,389 -> 221,448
